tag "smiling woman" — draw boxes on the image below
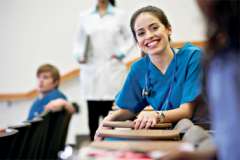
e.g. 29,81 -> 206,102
94,5 -> 204,141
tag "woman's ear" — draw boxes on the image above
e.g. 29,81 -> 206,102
141,51 -> 146,57
136,45 -> 146,57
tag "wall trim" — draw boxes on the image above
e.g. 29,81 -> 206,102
0,41 -> 205,101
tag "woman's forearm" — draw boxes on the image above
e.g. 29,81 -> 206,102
104,109 -> 136,122
162,103 -> 195,123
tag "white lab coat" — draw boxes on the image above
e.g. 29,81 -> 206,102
73,5 -> 132,100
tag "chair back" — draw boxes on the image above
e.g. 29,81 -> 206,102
197,137 -> 216,151
43,110 -> 72,159
21,117 -> 44,159
174,118 -> 194,135
0,128 -> 18,159
8,122 -> 31,159
182,125 -> 210,147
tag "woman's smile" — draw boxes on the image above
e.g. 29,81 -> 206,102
145,38 -> 161,49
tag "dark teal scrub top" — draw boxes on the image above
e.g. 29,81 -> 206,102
115,43 -> 202,113
27,89 -> 67,120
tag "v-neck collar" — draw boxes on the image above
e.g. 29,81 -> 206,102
147,44 -> 187,77
148,53 -> 176,77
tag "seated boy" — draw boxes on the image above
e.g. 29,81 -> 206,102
27,64 -> 75,120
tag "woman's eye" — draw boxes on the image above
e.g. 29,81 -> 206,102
137,31 -> 145,37
151,25 -> 159,31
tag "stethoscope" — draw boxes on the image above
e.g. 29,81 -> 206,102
142,48 -> 178,110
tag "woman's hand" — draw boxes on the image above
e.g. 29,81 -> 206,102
133,111 -> 159,129
94,109 -> 136,140
94,118 -> 112,141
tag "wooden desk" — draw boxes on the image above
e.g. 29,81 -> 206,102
90,141 -> 193,152
103,121 -> 172,129
79,141 -> 194,159
98,129 -> 180,140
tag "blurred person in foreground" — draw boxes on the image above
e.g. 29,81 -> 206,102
159,0 -> 240,159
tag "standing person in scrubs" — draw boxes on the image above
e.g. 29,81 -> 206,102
73,0 -> 133,141
95,5 -> 203,140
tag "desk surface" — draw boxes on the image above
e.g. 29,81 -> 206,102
0,128 -> 18,137
99,129 -> 180,140
103,121 -> 172,129
90,141 -> 193,152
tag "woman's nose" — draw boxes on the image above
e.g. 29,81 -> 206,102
145,30 -> 154,39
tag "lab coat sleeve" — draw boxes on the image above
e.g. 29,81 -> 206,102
181,50 -> 202,104
114,12 -> 136,60
115,64 -> 148,113
73,15 -> 88,62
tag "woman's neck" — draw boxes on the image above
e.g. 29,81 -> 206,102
149,46 -> 174,74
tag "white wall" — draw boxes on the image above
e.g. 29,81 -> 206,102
0,0 -> 206,144
0,0 -> 205,93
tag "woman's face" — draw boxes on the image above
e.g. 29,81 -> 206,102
134,12 -> 171,56
97,0 -> 108,5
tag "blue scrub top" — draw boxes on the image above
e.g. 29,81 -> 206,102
27,89 -> 67,120
115,43 -> 202,113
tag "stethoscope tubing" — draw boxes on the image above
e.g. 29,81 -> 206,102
142,48 -> 178,110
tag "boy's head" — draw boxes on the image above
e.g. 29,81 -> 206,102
36,64 -> 60,93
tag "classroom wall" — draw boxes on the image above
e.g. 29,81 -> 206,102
0,0 -> 206,144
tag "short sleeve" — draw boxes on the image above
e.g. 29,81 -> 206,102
115,66 -> 148,113
181,50 -> 202,104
